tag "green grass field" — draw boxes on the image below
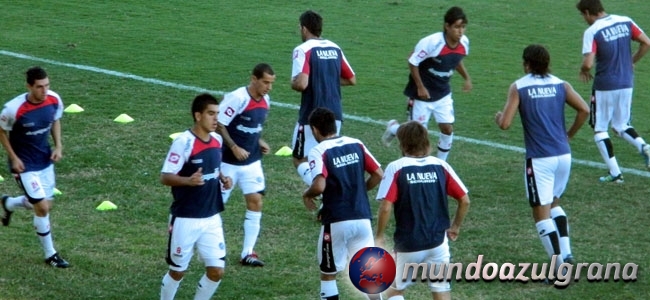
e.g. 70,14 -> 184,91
1,1 -> 649,299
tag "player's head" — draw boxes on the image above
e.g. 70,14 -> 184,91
522,44 -> 551,76
576,0 -> 605,21
397,121 -> 431,157
191,93 -> 219,132
250,63 -> 276,98
308,107 -> 337,142
25,66 -> 50,103
299,10 -> 323,40
443,7 -> 467,41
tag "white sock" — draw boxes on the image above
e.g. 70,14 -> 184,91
619,129 -> 646,151
389,123 -> 399,135
194,273 -> 221,300
550,207 -> 572,258
594,132 -> 621,176
388,296 -> 404,300
536,219 -> 563,270
297,162 -> 312,186
161,272 -> 181,300
5,196 -> 32,211
34,214 -> 56,258
436,133 -> 453,161
320,280 -> 338,299
242,210 -> 262,259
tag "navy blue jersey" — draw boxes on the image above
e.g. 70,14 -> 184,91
0,91 -> 63,172
161,130 -> 225,218
376,156 -> 468,252
516,74 -> 571,158
404,32 -> 469,101
308,136 -> 381,225
292,39 -> 355,124
218,86 -> 269,165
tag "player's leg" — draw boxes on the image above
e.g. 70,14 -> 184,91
162,216 -> 198,300
388,250 -> 424,300
422,238 -> 452,300
550,154 -> 574,264
593,90 -> 623,182
381,97 -> 411,147
194,213 -> 226,300
432,95 -> 455,161
345,219 -> 381,300
611,88 -> 650,169
292,122 -> 313,186
318,223 -> 342,300
239,161 -> 265,266
526,157 -> 564,272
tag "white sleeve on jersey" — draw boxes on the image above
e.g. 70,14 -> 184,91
0,105 -> 16,131
161,135 -> 190,174
408,33 -> 444,66
49,90 -> 64,121
291,46 -> 307,78
307,146 -> 324,181
218,90 -> 244,126
376,161 -> 398,201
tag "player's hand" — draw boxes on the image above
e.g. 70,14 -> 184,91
220,175 -> 232,190
462,79 -> 473,92
494,111 -> 503,126
446,226 -> 460,241
259,140 -> 270,155
51,147 -> 63,162
579,71 -> 593,83
188,167 -> 204,186
231,145 -> 250,161
10,157 -> 25,173
416,86 -> 430,100
302,191 -> 317,211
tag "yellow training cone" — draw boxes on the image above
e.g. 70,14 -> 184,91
114,114 -> 134,123
64,104 -> 84,113
96,201 -> 118,211
274,146 -> 293,157
53,188 -> 63,195
169,132 -> 183,140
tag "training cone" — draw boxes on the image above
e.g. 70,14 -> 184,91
274,146 -> 293,156
53,188 -> 63,196
96,201 -> 118,211
114,114 -> 134,123
169,132 -> 183,140
64,104 -> 84,113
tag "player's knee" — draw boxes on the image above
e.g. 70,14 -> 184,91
206,266 -> 224,282
168,270 -> 185,281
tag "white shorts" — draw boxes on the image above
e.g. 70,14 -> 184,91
318,219 -> 373,275
291,120 -> 342,159
394,236 -> 451,293
220,160 -> 265,204
593,89 -> 633,133
14,164 -> 56,202
524,154 -> 571,207
408,94 -> 455,126
166,214 -> 226,271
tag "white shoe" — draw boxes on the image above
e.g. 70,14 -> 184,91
381,120 -> 398,147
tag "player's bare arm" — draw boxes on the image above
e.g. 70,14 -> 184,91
217,122 -> 249,161
579,52 -> 595,82
160,167 -> 205,187
374,199 -> 393,248
632,32 -> 650,64
302,175 -> 324,211
564,82 -> 590,140
259,138 -> 270,155
366,167 -> 383,191
455,61 -> 473,92
495,83 -> 520,130
50,119 -> 63,162
0,129 -> 24,173
447,194 -> 470,241
340,75 -> 356,86
291,73 -> 308,92
409,63 -> 430,100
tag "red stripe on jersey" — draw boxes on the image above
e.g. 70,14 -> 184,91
245,98 -> 269,111
384,169 -> 401,203
303,49 -> 312,75
631,24 -> 642,40
362,144 -> 380,173
439,44 -> 467,56
15,95 -> 59,121
341,59 -> 354,80
591,40 -> 597,53
320,152 -> 329,178
190,136 -> 222,157
444,168 -> 467,199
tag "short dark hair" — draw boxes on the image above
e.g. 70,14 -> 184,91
252,63 -> 274,79
444,6 -> 467,25
576,0 -> 604,15
300,10 -> 323,37
308,107 -> 336,137
397,121 -> 430,156
26,66 -> 48,85
523,44 -> 551,76
191,93 -> 219,121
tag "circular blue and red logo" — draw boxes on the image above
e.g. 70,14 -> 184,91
349,247 -> 396,294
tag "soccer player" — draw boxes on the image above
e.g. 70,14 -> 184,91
159,93 -> 232,300
495,45 -> 590,274
217,63 -> 275,267
577,0 -> 650,182
381,6 -> 472,162
0,66 -> 69,268
375,121 -> 470,300
302,108 -> 383,300
291,10 -> 357,188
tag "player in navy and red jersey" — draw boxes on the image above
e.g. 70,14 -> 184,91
291,10 -> 357,188
576,0 -> 650,182
375,121 -> 470,300
160,93 -> 233,300
217,63 -> 275,267
496,45 -> 589,276
0,66 -> 69,268
382,6 -> 472,163
302,108 -> 383,300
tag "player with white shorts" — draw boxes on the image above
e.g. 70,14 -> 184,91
317,219 -> 373,275
394,236 -> 451,293
525,154 -> 571,207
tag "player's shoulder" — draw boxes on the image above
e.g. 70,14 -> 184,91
47,90 -> 62,100
3,93 -> 27,111
209,131 -> 223,145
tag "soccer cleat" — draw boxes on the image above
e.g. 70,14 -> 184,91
599,173 -> 624,183
240,253 -> 265,267
564,255 -> 576,265
45,253 -> 70,268
1,195 -> 11,226
641,144 -> 650,169
381,119 -> 398,147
